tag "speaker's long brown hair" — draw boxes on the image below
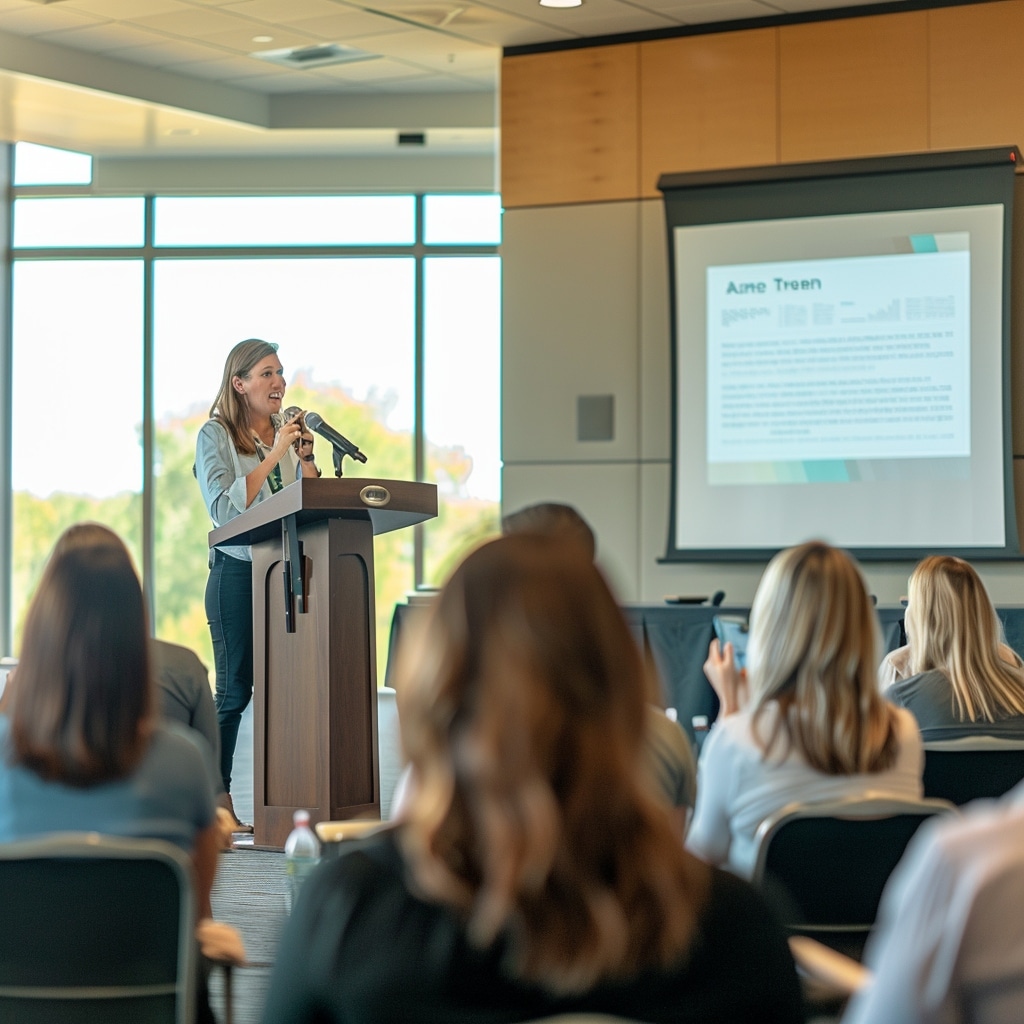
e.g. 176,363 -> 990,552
397,535 -> 708,992
10,523 -> 153,786
209,338 -> 279,455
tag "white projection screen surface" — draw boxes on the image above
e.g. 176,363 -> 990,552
659,149 -> 1020,562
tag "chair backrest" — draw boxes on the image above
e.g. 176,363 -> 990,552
922,737 -> 1024,806
0,832 -> 196,1024
750,794 -> 955,955
517,1017 -> 646,1023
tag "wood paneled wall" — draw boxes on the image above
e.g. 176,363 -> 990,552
501,0 -> 1024,207
639,29 -> 777,197
501,44 -> 640,207
779,11 -> 930,163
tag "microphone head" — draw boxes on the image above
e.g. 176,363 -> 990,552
304,411 -> 323,431
273,406 -> 304,430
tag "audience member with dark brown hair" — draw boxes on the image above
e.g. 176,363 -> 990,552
501,500 -> 597,559
0,523 -> 220,919
688,540 -> 923,878
502,501 -> 697,826
153,638 -> 221,768
262,535 -> 802,1023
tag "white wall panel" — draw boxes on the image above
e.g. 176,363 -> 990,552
640,197 -> 672,461
502,202 -> 640,463
502,461 -> 640,601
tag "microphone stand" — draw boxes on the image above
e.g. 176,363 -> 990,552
326,436 -> 367,478
331,443 -> 368,477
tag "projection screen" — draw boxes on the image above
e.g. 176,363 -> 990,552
659,148 -> 1020,561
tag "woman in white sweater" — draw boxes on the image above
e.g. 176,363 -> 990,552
687,541 -> 923,879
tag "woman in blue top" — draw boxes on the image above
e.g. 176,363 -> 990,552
195,339 -> 320,828
1,522 -> 220,1022
0,524 -> 219,913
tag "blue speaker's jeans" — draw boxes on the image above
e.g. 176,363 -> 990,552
205,549 -> 253,793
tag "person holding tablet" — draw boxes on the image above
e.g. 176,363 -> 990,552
687,541 -> 923,879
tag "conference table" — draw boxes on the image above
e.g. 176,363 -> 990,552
386,601 -> 1024,745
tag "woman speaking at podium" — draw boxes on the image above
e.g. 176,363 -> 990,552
195,339 -> 320,831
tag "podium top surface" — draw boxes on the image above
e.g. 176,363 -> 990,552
209,477 -> 438,550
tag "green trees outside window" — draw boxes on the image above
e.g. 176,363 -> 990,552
8,167 -> 501,679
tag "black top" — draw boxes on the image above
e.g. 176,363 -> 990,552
261,828 -> 803,1024
888,668 -> 1024,742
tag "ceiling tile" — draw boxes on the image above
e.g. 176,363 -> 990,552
466,0 -> 616,37
203,26 -> 322,52
314,57 -> 434,83
0,5 -> 106,35
132,7 -> 264,38
219,0 -> 349,19
554,9 -> 681,34
107,37 -> 231,66
288,11 -> 411,40
768,0 -> 896,10
37,21 -> 189,54
349,28 -> 492,61
662,0 -> 786,21
64,0 -> 195,18
382,3 -> 574,47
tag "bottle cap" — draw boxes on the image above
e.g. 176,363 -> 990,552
293,809 -> 311,825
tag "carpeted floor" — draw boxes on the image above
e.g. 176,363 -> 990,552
209,846 -> 289,1024
209,704 -> 285,1024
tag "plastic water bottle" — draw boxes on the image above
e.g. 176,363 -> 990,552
284,809 -> 320,910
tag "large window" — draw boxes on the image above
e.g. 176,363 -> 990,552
11,260 -> 144,641
6,147 -> 502,676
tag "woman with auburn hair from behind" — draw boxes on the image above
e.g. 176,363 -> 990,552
0,525 -> 220,956
262,535 -> 802,1024
888,555 -> 1024,740
687,541 -> 923,880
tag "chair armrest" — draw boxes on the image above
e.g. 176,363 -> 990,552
789,935 -> 871,995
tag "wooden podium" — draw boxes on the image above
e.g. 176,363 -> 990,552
209,477 -> 437,848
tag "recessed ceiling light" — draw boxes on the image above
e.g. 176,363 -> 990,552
539,0 -> 583,7
252,35 -> 273,43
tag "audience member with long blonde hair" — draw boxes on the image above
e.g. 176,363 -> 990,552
687,540 -> 923,879
886,555 -> 1024,739
262,535 -> 802,1023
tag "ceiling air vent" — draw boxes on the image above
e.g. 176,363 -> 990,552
251,43 -> 378,70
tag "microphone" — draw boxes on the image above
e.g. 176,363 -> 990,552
304,411 -> 368,463
272,406 -> 305,430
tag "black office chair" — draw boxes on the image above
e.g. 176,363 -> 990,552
750,794 -> 956,960
0,833 -> 196,1024
922,736 -> 1024,806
